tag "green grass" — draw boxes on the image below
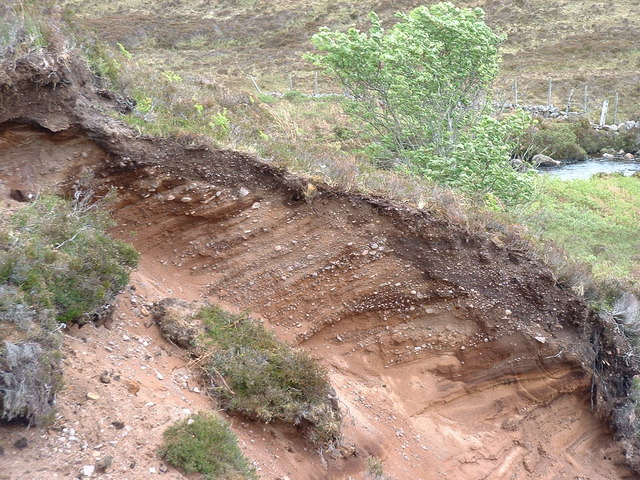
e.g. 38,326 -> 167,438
524,174 -> 640,285
0,195 -> 139,324
197,306 -> 341,448
160,412 -> 256,480
0,2 -> 51,55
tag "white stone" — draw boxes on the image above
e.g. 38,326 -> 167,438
82,465 -> 95,477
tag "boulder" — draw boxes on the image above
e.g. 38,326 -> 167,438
511,158 -> 528,172
532,153 -> 561,167
624,153 -> 635,160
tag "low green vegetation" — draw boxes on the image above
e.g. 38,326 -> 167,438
160,412 -> 256,480
0,195 -> 139,324
0,195 -> 138,423
365,455 -> 391,480
0,285 -> 61,424
523,174 -> 640,287
197,306 -> 341,448
519,118 -> 640,160
0,1 -> 51,55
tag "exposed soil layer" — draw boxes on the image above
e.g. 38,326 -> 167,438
1,53 -> 640,479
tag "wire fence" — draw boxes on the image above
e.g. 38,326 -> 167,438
493,79 -> 633,127
247,73 -> 637,128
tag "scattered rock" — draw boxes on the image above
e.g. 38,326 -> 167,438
251,202 -> 261,209
603,153 -> 615,159
624,153 -> 635,160
502,418 -> 519,431
86,392 -> 100,401
96,456 -> 113,473
238,186 -> 250,198
532,153 -> 561,167
123,380 -> 140,395
81,465 -> 95,477
14,437 -> 28,449
535,336 -> 547,344
111,421 -> 125,430
99,372 -> 111,384
180,196 -> 192,203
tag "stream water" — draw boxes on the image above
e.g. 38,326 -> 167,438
540,157 -> 640,180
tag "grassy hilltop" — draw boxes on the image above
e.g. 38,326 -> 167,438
64,0 -> 640,118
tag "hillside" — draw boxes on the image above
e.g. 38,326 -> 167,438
63,0 -> 640,118
1,21 -> 640,480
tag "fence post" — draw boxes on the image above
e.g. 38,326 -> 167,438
566,88 -> 574,113
513,79 -> 518,106
613,92 -> 619,125
548,79 -> 553,107
583,85 -> 589,116
599,100 -> 609,127
249,75 -> 262,95
289,75 -> 294,92
314,72 -> 319,96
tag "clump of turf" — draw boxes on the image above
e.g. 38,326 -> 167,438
197,306 -> 341,448
0,194 -> 139,325
159,412 -> 256,480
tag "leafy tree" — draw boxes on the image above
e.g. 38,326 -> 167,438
308,2 -> 535,206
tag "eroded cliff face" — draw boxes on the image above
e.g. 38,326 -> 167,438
1,50 -> 639,479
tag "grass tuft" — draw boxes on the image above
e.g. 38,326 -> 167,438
0,194 -> 139,325
159,412 -> 256,480
197,306 -> 341,448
